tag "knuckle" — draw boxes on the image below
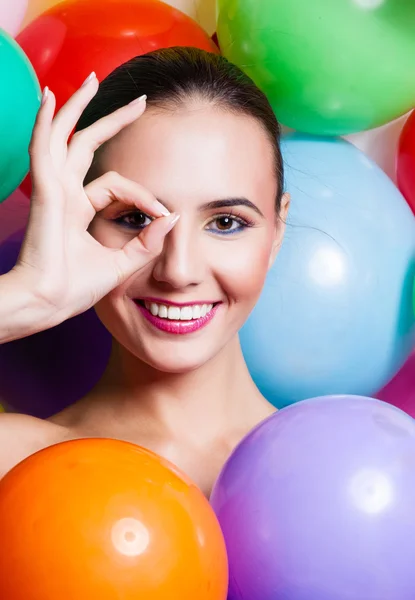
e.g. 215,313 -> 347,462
70,130 -> 83,144
71,129 -> 101,153
28,140 -> 37,157
103,170 -> 120,183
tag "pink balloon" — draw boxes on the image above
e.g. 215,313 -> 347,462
377,351 -> 415,418
0,188 -> 30,244
0,0 -> 28,35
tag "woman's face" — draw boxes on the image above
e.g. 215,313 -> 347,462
89,102 -> 288,373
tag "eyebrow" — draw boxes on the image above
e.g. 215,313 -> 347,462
156,197 -> 264,217
199,198 -> 264,217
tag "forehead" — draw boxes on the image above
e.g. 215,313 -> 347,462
96,103 -> 277,206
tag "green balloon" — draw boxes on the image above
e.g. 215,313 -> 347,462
0,29 -> 40,203
217,0 -> 415,135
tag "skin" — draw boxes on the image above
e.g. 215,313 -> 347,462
0,79 -> 289,497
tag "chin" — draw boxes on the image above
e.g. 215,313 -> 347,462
142,355 -> 207,374
130,349 -> 211,374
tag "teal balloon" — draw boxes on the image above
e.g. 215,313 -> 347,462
217,0 -> 415,135
240,135 -> 415,408
0,29 -> 40,202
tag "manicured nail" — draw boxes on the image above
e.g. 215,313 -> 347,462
41,86 -> 49,106
166,213 -> 180,232
153,200 -> 170,217
129,94 -> 147,106
82,71 -> 96,87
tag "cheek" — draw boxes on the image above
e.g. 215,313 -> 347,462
210,232 -> 273,304
94,291 -> 123,335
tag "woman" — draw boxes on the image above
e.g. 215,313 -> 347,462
0,47 -> 289,496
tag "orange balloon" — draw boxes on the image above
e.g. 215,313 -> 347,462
0,439 -> 228,599
17,0 -> 219,111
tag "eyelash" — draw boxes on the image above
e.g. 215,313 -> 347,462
113,211 -> 255,235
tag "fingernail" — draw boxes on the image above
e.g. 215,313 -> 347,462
153,200 -> 170,217
166,213 -> 180,232
82,71 -> 96,87
41,86 -> 49,106
129,94 -> 147,106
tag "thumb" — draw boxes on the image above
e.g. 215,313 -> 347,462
113,213 -> 180,280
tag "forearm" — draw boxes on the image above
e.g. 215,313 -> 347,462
0,271 -> 54,344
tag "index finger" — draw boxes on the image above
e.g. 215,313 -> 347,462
83,171 -> 169,219
66,95 -> 147,180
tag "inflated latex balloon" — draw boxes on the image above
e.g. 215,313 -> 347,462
346,111 -> 409,183
0,231 -> 111,418
377,351 -> 415,418
0,29 -> 40,202
397,109 -> 415,214
21,0 -> 216,33
0,188 -> 30,244
0,0 -> 28,35
0,439 -> 228,599
211,396 -> 415,600
21,0 -> 63,28
240,135 -> 415,408
166,0 -> 216,35
217,0 -> 415,135
17,0 -> 218,111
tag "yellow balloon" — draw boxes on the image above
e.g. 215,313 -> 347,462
0,404 -> 5,413
165,0 -> 216,35
22,0 -> 216,34
21,0 -> 65,29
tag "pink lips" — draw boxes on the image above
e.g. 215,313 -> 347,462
135,302 -> 220,335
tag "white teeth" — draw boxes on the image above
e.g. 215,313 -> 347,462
192,305 -> 201,319
167,306 -> 181,320
181,306 -> 193,321
144,301 -> 215,321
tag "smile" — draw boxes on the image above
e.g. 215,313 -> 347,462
134,299 -> 220,335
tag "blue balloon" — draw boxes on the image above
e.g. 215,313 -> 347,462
240,135 -> 415,408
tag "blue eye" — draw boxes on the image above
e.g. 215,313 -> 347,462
114,211 -> 153,230
206,215 -> 250,235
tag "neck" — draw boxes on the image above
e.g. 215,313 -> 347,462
92,335 -> 269,441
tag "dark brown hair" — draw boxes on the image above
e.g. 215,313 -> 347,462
77,46 -> 284,210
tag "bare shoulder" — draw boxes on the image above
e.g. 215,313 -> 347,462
0,413 -> 69,479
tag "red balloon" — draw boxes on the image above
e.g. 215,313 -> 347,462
397,109 -> 415,214
19,174 -> 32,199
16,0 -> 218,111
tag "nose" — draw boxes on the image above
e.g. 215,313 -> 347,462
152,218 -> 204,289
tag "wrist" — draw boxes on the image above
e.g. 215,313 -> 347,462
0,269 -> 58,343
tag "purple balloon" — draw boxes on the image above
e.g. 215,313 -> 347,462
211,396 -> 415,600
0,230 -> 111,418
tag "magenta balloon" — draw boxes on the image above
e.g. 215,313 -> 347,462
0,188 -> 30,244
0,231 -> 111,418
211,396 -> 415,600
377,351 -> 415,418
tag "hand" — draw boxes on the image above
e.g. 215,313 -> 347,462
11,72 -> 178,327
